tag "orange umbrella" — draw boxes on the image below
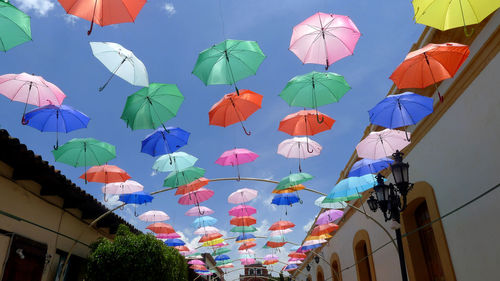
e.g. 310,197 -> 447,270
288,252 -> 307,259
190,264 -> 207,271
209,90 -> 263,135
80,164 -> 131,183
238,242 -> 256,250
311,223 -> 339,236
146,222 -> 175,234
236,238 -> 256,244
175,246 -> 190,252
263,259 -> 278,265
279,110 -> 335,136
269,220 -> 295,231
306,233 -> 332,241
230,216 -> 257,226
199,233 -> 223,243
175,177 -> 210,195
390,43 -> 470,102
272,184 -> 306,194
266,241 -> 287,248
58,0 -> 147,35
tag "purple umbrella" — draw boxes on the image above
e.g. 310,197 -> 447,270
315,210 -> 344,225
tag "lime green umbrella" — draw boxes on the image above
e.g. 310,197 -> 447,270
121,83 -> 184,130
0,0 -> 31,52
230,226 -> 257,233
163,166 -> 205,187
214,248 -> 231,255
192,39 -> 266,93
276,172 -> 313,190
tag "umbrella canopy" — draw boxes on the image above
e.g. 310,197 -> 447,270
141,127 -> 190,157
369,93 -> 434,129
176,178 -> 210,195
215,254 -> 230,261
276,173 -> 313,190
348,158 -> 394,177
0,1 -> 31,51
316,210 -> 344,225
238,242 -> 256,250
102,180 -> 144,195
175,245 -> 190,252
138,210 -> 169,222
90,42 -> 148,91
227,188 -> 258,204
288,260 -> 303,264
156,233 -> 180,239
306,234 -> 332,241
323,174 -> 381,203
236,233 -> 256,242
121,84 -> 184,130
214,248 -> 231,255
311,223 -> 339,236
283,264 -> 298,271
192,216 -> 218,228
52,138 -> 115,170
80,164 -> 131,184
314,196 -> 347,209
228,205 -> 257,217
215,148 -> 259,166
194,226 -> 220,235
240,258 -> 256,265
268,235 -> 287,243
164,167 -> 206,188
278,137 -> 322,159
279,110 -> 335,136
165,239 -> 185,247
119,191 -> 153,205
269,220 -> 295,231
289,252 -> 306,259
230,226 -> 257,233
263,260 -> 278,265
199,233 -> 223,243
230,216 -> 257,226
202,238 -> 224,247
303,239 -> 327,246
188,260 -> 205,265
178,188 -> 214,205
273,184 -> 306,194
185,205 -> 214,216
289,13 -> 360,69
356,129 -> 411,159
270,229 -> 293,236
146,222 -> 175,234
264,254 -> 279,260
192,39 -> 266,86
271,193 -> 300,206
153,152 -> 197,172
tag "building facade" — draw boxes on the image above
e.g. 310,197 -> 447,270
240,263 -> 271,281
293,9 -> 500,281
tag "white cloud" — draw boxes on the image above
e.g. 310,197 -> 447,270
302,218 -> 314,233
63,14 -> 78,25
177,230 -> 201,252
264,195 -> 277,211
103,195 -> 122,208
163,3 -> 176,16
255,219 -> 269,236
14,0 -> 55,16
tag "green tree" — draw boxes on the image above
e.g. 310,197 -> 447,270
86,224 -> 188,281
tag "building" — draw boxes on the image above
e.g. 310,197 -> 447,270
240,263 -> 271,281
292,8 -> 500,281
188,253 -> 225,281
0,129 -> 138,281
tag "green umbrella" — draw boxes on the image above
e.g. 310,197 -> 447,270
0,0 -> 31,52
163,166 -> 205,187
230,226 -> 257,233
214,248 -> 231,255
121,83 -> 184,130
192,39 -> 266,94
275,172 -> 313,190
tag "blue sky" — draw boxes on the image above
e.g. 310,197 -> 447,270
1,0 -> 424,277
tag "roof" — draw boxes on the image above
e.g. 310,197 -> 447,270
0,129 -> 139,235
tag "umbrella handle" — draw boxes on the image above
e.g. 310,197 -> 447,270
87,21 -> 94,36
316,113 -> 324,124
21,116 -> 28,125
405,130 -> 411,142
306,137 -> 314,153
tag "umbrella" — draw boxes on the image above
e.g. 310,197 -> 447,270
311,223 -> 339,236
0,1 -> 31,51
289,252 -> 306,259
119,191 -> 153,205
188,260 -> 205,265
0,73 -> 66,122
80,164 -> 131,184
165,239 -> 185,247
175,246 -> 190,252
153,152 -> 198,172
270,229 -> 293,236
176,178 -> 210,195
289,12 -> 360,69
390,43 -> 470,102
268,235 -> 287,243
263,260 -> 278,265
276,173 -> 313,190
288,260 -> 303,264
192,216 -> 218,228
228,205 -> 257,217
178,188 -> 214,205
194,226 -> 220,235
300,244 -> 322,251
138,210 -> 169,222
314,196 -> 347,209
278,137 -> 322,172
215,255 -> 230,261
279,110 -> 335,136
23,104 -> 90,149
199,233 -> 223,243
303,239 -> 327,246
264,254 -> 279,260
164,167 -> 205,187
240,258 -> 256,265
269,220 -> 295,231
271,193 -> 300,206
58,0 -> 146,35
202,238 -> 224,247
273,184 -> 306,194
121,84 -> 184,130
192,39 -> 266,92
323,174 -> 381,203
156,233 -> 181,239
238,242 -> 256,250
185,205 -> 214,216
216,148 -> 259,179
316,210 -> 344,225
348,158 -> 394,177
283,264 -> 298,271
230,216 -> 257,226
356,129 -> 411,159
102,180 -> 144,195
214,248 -> 231,255
141,127 -> 190,157
227,188 -> 258,204
146,222 -> 175,234
230,226 -> 257,233
236,233 -> 256,243
209,89 -> 263,135
90,42 -> 148,91
239,249 -> 255,254
279,71 -> 351,122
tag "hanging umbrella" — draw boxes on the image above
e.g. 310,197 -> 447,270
190,264 -> 207,270
238,242 -> 256,250
194,226 -> 220,235
146,222 -> 175,234
269,220 -> 295,231
199,233 -> 223,243
356,129 -> 411,159
192,216 -> 218,228
283,264 -> 298,271
273,184 -> 306,194
268,235 -> 287,243
119,191 -> 153,205
90,42 -> 148,91
314,196 -> 347,209
288,252 -> 306,259
271,193 -> 300,206
192,39 -> 266,92
0,1 -> 31,51
141,127 -> 190,157
178,188 -> 214,205
239,249 -> 255,254
227,188 -> 258,204
58,0 -> 146,35
278,137 -> 322,172
316,210 -> 344,225
230,226 -> 257,233
230,216 -> 257,226
164,167 -> 205,187
270,229 -> 293,236
102,180 -> 144,195
348,158 -> 394,177
156,233 -> 181,239
289,12 -> 360,69
215,148 -> 259,179
215,254 -> 230,261
389,43 -> 470,102
236,233 -> 256,243
202,238 -> 224,247
121,84 -> 184,130
175,245 -> 191,252
209,89 -> 263,135
303,239 -> 327,246
279,110 -> 335,136
185,205 -> 214,216
263,260 -> 278,265
264,254 -> 279,260
311,223 -> 339,236
23,104 -> 90,149
214,248 -> 231,255
276,173 -> 313,190
138,210 -> 169,222
80,164 -> 131,184
0,73 -> 66,122
240,258 -> 256,265
323,174 -> 382,203
176,178 -> 210,195
153,152 -> 197,172
228,205 -> 257,217
165,239 -> 185,247
188,260 -> 206,265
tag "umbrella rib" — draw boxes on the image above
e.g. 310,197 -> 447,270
0,13 -> 31,42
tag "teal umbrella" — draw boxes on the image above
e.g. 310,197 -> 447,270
0,0 -> 31,52
276,172 -> 313,190
230,226 -> 257,233
163,166 -> 205,187
323,174 -> 383,203
153,152 -> 198,172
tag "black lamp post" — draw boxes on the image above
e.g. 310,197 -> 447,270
367,150 -> 412,281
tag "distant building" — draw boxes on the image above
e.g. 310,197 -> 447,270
188,253 -> 225,281
240,262 -> 271,281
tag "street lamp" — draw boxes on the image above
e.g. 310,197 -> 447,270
306,264 -> 311,271
367,150 -> 412,281
314,256 -> 320,264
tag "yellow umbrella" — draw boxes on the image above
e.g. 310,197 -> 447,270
202,238 -> 224,247
306,233 -> 332,241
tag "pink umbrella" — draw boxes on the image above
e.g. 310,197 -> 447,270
227,188 -> 258,204
185,206 -> 214,216
156,233 -> 181,239
102,180 -> 144,194
303,239 -> 327,246
215,148 -> 259,179
270,229 -> 293,236
240,258 -> 256,265
277,137 -> 322,172
178,188 -> 214,205
0,73 -> 66,122
289,260 -> 303,264
138,210 -> 170,222
264,254 -> 278,260
316,209 -> 344,225
228,205 -> 257,217
239,249 -> 255,254
194,226 -> 220,235
289,13 -> 361,70
188,260 -> 206,265
356,129 -> 411,159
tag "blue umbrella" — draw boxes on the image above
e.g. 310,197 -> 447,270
271,193 -> 300,206
141,127 -> 190,157
369,92 -> 433,129
236,233 -> 255,242
192,216 -> 217,228
323,174 -> 384,203
348,158 -> 394,177
284,264 -> 298,271
300,243 -> 322,251
165,239 -> 185,246
119,191 -> 154,204
215,254 -> 230,261
24,104 -> 90,149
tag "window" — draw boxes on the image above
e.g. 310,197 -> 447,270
257,269 -> 261,275
249,269 -> 254,275
353,230 -> 376,281
316,266 -> 325,281
331,253 -> 342,281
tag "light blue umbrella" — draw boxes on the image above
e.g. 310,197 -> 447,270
153,152 -> 198,172
268,235 -> 287,243
323,174 -> 383,203
348,158 -> 394,177
314,196 -> 347,209
192,216 -> 217,228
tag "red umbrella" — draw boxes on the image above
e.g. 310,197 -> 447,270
199,233 -> 223,243
190,264 -> 207,271
279,110 -> 335,136
288,252 -> 307,259
175,177 -> 210,195
311,223 -> 339,236
238,242 -> 256,250
80,164 -> 131,183
266,241 -> 287,248
230,216 -> 257,226
146,222 -> 175,234
175,246 -> 190,252
269,220 -> 295,231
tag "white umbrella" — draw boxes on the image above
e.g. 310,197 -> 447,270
356,129 -> 411,159
90,42 -> 149,91
278,136 -> 322,172
314,196 -> 347,209
138,210 -> 170,222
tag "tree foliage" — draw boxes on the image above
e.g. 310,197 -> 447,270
86,224 -> 188,281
